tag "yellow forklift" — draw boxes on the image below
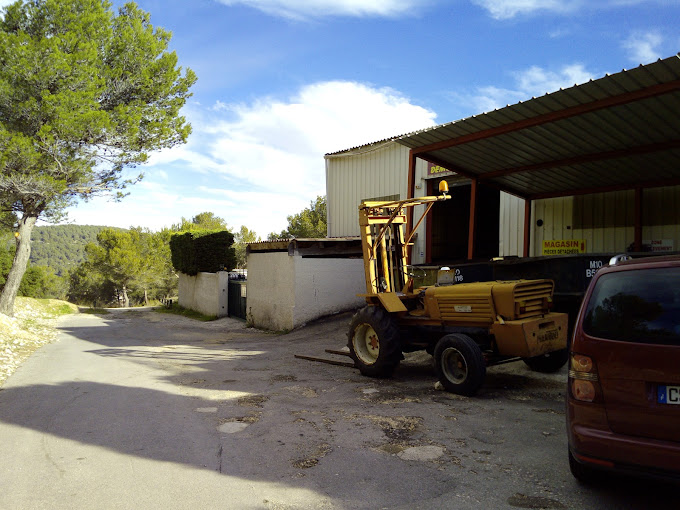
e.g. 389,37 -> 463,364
348,181 -> 568,396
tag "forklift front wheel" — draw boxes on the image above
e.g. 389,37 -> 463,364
348,306 -> 402,378
433,334 -> 486,396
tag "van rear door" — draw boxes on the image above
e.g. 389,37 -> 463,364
581,266 -> 680,442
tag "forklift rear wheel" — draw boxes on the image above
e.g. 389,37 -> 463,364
522,348 -> 568,373
433,334 -> 486,396
348,306 -> 402,378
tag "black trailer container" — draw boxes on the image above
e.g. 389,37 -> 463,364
414,252 -> 679,337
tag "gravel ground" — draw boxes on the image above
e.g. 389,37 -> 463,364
0,298 -> 79,386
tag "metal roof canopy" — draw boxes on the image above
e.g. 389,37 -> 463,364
397,54 -> 680,259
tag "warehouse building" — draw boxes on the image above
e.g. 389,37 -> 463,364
325,54 -> 680,265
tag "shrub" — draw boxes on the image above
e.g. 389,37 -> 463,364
169,230 -> 236,275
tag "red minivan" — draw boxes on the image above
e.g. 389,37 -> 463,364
567,255 -> 680,482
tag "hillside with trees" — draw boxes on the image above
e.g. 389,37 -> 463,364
2,202 -> 314,308
66,212 -> 243,307
69,227 -> 176,307
30,225 -> 122,276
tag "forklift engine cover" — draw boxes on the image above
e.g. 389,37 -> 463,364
422,279 -> 567,357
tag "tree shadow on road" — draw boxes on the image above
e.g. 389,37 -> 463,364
1,310 -> 677,509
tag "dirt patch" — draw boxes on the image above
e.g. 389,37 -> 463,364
237,394 -> 269,408
377,443 -> 406,455
507,493 -> 566,509
366,415 -> 423,442
283,385 -> 318,398
271,374 -> 298,383
532,407 -> 563,415
291,443 -> 332,469
220,413 -> 262,425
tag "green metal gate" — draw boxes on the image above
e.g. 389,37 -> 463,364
228,279 -> 247,320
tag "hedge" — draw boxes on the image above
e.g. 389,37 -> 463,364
169,230 -> 236,275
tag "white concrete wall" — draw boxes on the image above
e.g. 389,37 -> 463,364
246,252 -> 296,331
292,257 -> 365,328
178,271 -> 229,318
247,251 -> 365,331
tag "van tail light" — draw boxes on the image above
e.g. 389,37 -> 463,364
568,353 -> 603,403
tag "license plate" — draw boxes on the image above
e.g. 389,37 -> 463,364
657,385 -> 680,405
537,329 -> 559,343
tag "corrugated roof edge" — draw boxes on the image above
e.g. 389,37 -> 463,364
324,53 -> 680,157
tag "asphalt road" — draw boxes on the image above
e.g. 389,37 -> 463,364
0,309 -> 676,510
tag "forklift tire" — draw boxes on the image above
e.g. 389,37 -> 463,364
348,306 -> 402,378
522,348 -> 568,373
433,334 -> 486,396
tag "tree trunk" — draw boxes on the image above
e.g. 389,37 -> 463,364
121,285 -> 130,308
143,288 -> 148,306
0,214 -> 37,317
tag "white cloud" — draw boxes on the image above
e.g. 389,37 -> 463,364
472,0 -> 656,19
452,63 -> 595,114
0,1 -> 14,8
63,81 -> 436,237
513,64 -> 593,95
471,0 -> 580,19
622,30 -> 663,64
175,81 -> 435,194
213,0 -> 427,19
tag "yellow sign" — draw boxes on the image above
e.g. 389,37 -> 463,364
542,239 -> 586,255
426,162 -> 455,178
429,165 -> 449,174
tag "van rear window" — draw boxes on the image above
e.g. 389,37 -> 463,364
583,267 -> 680,345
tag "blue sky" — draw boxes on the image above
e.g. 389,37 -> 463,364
14,0 -> 680,237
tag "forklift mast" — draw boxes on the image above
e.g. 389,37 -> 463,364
357,182 -> 450,305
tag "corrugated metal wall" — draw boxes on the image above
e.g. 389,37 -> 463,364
499,193 -> 525,257
325,142 -> 427,237
326,142 -> 680,259
531,186 -> 680,256
642,185 -> 680,248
